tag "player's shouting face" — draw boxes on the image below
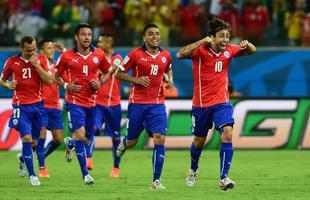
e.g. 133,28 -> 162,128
213,29 -> 230,52
143,27 -> 161,50
75,27 -> 92,50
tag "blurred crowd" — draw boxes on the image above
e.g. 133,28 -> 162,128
1,0 -> 310,48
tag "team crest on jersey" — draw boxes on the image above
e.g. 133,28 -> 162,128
13,119 -> 18,125
113,58 -> 121,66
224,51 -> 230,58
68,122 -> 73,129
93,57 -> 99,64
162,56 -> 167,64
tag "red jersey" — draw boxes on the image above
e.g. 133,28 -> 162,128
42,60 -> 61,110
1,53 -> 49,105
56,45 -> 110,107
189,44 -> 245,107
119,45 -> 172,104
97,53 -> 123,107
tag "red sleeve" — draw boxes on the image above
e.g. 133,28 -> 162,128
38,54 -> 49,71
119,50 -> 136,73
55,53 -> 67,75
99,53 -> 110,74
1,58 -> 13,80
188,45 -> 201,59
112,55 -> 123,67
231,44 -> 245,57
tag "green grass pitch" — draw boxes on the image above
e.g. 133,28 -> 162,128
0,150 -> 309,200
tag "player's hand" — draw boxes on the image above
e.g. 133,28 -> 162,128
9,80 -> 17,90
135,76 -> 150,87
240,40 -> 249,50
29,54 -> 40,68
53,41 -> 65,52
90,79 -> 101,90
67,80 -> 81,93
165,80 -> 174,90
202,36 -> 213,45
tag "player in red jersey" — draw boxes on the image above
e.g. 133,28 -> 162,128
35,39 -> 66,178
85,33 -> 123,177
0,36 -> 53,186
115,24 -> 174,190
177,18 -> 256,190
54,23 -> 110,185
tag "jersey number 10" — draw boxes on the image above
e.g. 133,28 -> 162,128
215,61 -> 223,72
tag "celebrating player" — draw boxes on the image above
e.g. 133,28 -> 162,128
35,39 -> 66,178
0,36 -> 53,186
177,18 -> 256,190
115,24 -> 174,190
54,23 -> 110,185
85,33 -> 123,178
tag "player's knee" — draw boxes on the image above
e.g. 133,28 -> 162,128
153,133 -> 165,145
126,140 -> 137,148
221,131 -> 233,142
193,136 -> 206,148
74,128 -> 86,140
40,128 -> 47,138
21,134 -> 32,143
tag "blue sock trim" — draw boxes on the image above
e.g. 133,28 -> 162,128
75,140 -> 89,177
190,142 -> 203,172
220,142 -> 233,179
36,138 -> 46,168
153,144 -> 165,181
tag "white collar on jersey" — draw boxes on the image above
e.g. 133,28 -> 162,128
208,47 -> 222,57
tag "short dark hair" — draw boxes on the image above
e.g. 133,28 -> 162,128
38,39 -> 53,50
207,18 -> 231,37
75,23 -> 92,35
143,23 -> 159,35
100,33 -> 114,46
20,36 -> 35,48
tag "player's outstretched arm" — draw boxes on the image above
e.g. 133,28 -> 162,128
30,54 -> 53,84
240,40 -> 256,55
177,36 -> 213,59
115,68 -> 150,87
0,77 -> 17,90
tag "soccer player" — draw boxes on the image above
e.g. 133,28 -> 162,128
85,33 -> 123,177
177,18 -> 256,190
35,39 -> 66,178
0,36 -> 53,186
54,23 -> 110,185
115,24 -> 174,190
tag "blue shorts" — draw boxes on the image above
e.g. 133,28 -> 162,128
191,102 -> 234,137
65,102 -> 96,139
9,101 -> 44,140
95,104 -> 121,138
41,107 -> 64,130
126,103 -> 167,140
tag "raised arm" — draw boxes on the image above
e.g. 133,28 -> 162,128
239,40 -> 256,55
177,36 -> 213,59
30,54 -> 53,84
